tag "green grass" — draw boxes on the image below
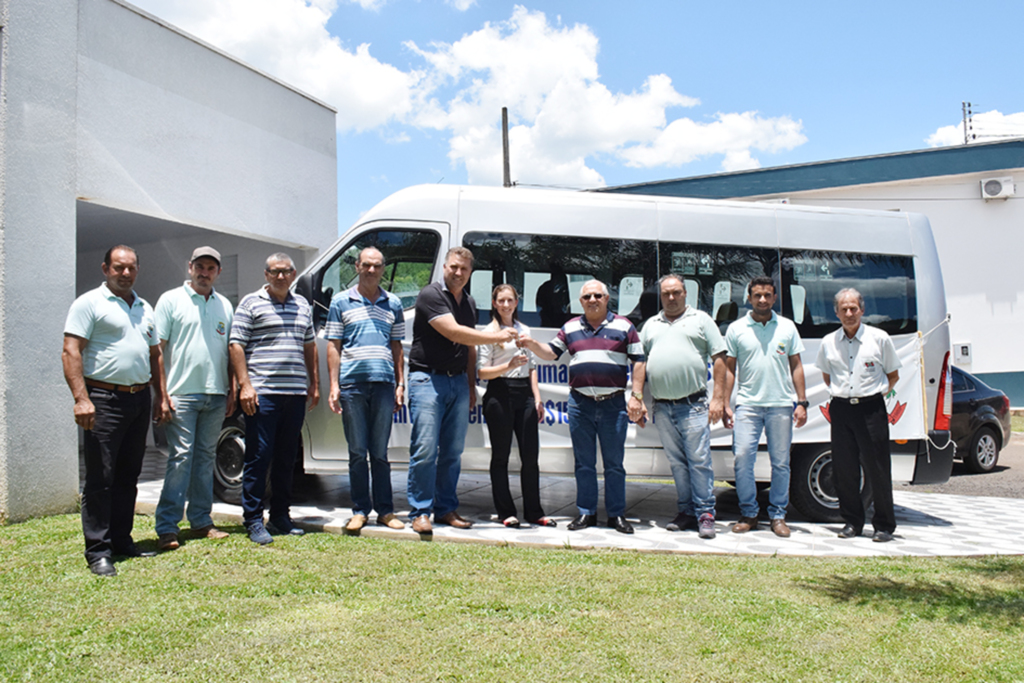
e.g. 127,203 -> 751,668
3,515 -> 1024,682
1011,413 -> 1024,433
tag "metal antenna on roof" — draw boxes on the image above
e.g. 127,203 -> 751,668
502,107 -> 512,188
962,101 -> 976,145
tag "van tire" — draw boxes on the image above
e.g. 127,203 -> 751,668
789,444 -> 872,523
214,413 -> 247,505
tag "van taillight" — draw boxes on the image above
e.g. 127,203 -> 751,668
934,351 -> 952,431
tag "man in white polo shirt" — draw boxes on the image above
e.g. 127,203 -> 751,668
815,287 -> 901,543
722,277 -> 808,538
63,245 -> 163,577
153,247 -> 235,551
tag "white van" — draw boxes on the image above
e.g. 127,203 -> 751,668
215,184 -> 956,522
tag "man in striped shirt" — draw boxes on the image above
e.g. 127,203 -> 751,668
229,253 -> 320,545
326,247 -> 406,532
522,280 -> 646,534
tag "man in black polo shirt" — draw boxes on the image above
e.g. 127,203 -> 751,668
406,247 -> 517,534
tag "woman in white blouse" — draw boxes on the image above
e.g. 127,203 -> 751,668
477,285 -> 556,528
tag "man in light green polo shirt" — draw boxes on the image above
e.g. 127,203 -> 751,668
153,247 -> 235,551
637,274 -> 728,539
63,245 -> 163,577
722,276 -> 807,538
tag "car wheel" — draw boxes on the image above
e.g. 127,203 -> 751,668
214,414 -> 246,505
789,444 -> 872,523
964,426 -> 1000,474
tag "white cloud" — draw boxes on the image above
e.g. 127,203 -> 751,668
131,2 -> 807,185
927,110 -> 1024,147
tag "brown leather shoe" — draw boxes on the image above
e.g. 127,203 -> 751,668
346,514 -> 367,532
157,533 -> 180,551
192,525 -> 229,540
436,511 -> 473,529
377,513 -> 405,529
412,515 -> 433,534
731,516 -> 759,533
770,519 -> 791,538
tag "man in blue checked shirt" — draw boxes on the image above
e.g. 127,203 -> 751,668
326,247 -> 407,533
229,253 -> 319,545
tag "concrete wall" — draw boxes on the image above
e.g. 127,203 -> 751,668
76,0 -> 337,250
0,0 -> 82,522
739,170 -> 1024,400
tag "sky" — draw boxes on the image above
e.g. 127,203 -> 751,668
130,0 -> 1024,234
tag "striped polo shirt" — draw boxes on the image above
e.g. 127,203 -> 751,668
229,286 -> 315,395
550,313 -> 644,397
324,286 -> 405,384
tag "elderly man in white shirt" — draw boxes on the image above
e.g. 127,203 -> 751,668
815,288 -> 900,543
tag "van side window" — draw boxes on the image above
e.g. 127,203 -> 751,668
314,229 -> 441,328
781,250 -> 916,337
658,243 -> 779,334
463,232 -> 658,328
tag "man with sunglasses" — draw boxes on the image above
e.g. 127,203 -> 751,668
230,253 -> 319,545
521,280 -> 645,534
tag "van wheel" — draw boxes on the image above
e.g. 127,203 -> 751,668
789,445 -> 871,523
214,414 -> 247,505
964,426 -> 1000,473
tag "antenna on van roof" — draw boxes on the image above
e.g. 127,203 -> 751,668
502,107 -> 512,188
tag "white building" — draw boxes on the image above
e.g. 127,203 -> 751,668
0,0 -> 337,522
602,139 -> 1024,405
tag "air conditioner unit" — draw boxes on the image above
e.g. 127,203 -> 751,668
980,176 -> 1015,200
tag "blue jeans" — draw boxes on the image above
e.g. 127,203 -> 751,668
732,405 -> 793,520
339,382 -> 396,517
406,371 -> 470,519
242,393 -> 307,526
653,399 -> 715,517
567,391 -> 628,517
155,393 -> 227,535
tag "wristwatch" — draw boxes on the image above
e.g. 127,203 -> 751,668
796,400 -> 809,408
631,391 -> 644,401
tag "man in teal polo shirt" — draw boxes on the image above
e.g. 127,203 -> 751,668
153,247 -> 235,551
63,245 -> 164,577
722,276 -> 807,538
636,274 -> 728,539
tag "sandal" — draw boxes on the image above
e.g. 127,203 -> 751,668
528,517 -> 557,528
502,516 -> 521,528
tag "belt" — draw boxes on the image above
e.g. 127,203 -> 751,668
832,393 -> 882,405
85,379 -> 150,394
571,389 -> 624,402
412,367 -> 466,377
654,389 -> 707,405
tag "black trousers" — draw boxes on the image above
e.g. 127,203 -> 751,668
830,394 -> 896,533
81,386 -> 151,563
482,378 -> 545,521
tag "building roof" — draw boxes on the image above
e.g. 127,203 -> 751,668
597,139 -> 1024,199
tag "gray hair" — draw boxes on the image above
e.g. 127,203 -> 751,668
356,247 -> 385,266
657,273 -> 686,291
581,279 -> 610,297
265,252 -> 295,271
833,287 -> 864,310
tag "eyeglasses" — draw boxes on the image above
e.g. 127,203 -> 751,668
266,268 -> 295,277
581,293 -> 606,301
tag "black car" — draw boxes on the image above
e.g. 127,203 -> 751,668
950,366 -> 1012,473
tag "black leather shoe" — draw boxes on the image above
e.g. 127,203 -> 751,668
837,524 -> 861,539
666,512 -> 697,532
567,514 -> 597,531
88,557 -> 117,577
607,516 -> 634,535
113,544 -> 156,558
872,530 -> 894,543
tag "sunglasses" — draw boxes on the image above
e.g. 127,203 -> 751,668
581,293 -> 606,301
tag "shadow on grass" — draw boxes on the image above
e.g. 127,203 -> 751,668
796,557 -> 1024,628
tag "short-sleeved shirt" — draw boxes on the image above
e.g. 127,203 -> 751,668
640,307 -> 726,401
549,313 -> 644,398
324,286 -> 405,384
64,283 -> 158,386
815,323 -> 901,398
154,282 -> 234,396
725,312 -> 805,407
408,281 -> 477,375
477,321 -> 536,380
229,286 -> 315,395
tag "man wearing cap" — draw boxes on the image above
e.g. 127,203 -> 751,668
63,245 -> 163,577
230,252 -> 319,545
152,247 -> 235,551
